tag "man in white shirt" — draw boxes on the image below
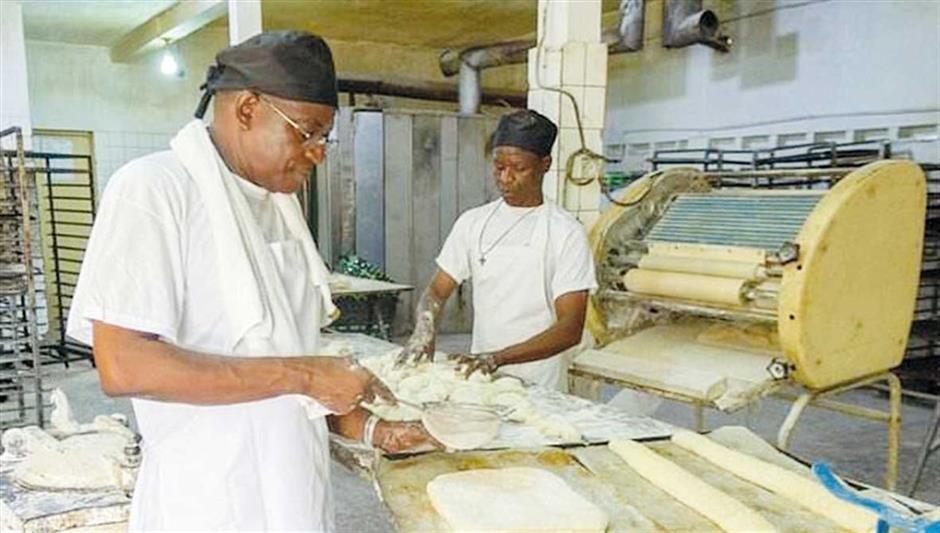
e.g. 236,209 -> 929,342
397,110 -> 597,391
68,32 -> 429,531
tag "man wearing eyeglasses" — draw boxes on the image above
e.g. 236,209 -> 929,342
68,31 -> 431,531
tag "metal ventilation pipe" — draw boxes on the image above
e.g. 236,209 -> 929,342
458,63 -> 482,115
440,39 -> 534,77
662,0 -> 732,52
442,0 -> 728,112
440,40 -> 533,115
603,0 -> 645,53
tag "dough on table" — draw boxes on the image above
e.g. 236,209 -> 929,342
421,404 -> 500,450
427,467 -> 608,532
608,439 -> 776,532
361,353 -> 581,443
13,433 -> 126,491
671,430 -> 878,532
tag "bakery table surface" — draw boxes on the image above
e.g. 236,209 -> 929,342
371,427 -> 939,532
328,274 -> 413,296
0,462 -> 129,532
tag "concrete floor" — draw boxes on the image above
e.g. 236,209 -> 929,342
39,333 -> 939,531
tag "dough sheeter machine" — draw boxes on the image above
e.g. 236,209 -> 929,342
570,160 -> 927,490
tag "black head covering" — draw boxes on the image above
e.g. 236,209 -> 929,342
194,30 -> 338,118
492,110 -> 558,158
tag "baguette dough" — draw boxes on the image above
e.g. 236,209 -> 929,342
671,430 -> 877,532
427,467 -> 608,532
608,440 -> 776,532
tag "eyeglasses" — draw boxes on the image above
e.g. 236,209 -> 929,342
256,93 -> 335,148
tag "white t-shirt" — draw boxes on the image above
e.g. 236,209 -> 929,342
234,173 -> 291,243
67,150 -> 328,435
67,151 -> 322,353
437,199 -> 597,300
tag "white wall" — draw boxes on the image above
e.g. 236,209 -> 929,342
25,25 -> 228,185
1,0 -> 33,149
605,0 -> 940,169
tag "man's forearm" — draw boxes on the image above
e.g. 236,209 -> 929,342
491,320 -> 582,367
491,291 -> 589,368
94,321 -> 306,404
412,284 -> 450,339
328,409 -> 368,441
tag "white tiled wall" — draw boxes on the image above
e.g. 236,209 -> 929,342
94,130 -> 174,185
25,25 -> 229,192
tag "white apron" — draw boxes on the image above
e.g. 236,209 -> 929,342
469,206 -> 570,390
128,121 -> 335,531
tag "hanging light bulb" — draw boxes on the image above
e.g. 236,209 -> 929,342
159,38 -> 182,77
160,49 -> 179,76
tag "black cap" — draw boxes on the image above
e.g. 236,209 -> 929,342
194,30 -> 338,118
492,109 -> 558,158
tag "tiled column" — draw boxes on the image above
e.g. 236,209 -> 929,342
228,0 -> 262,45
527,0 -> 607,228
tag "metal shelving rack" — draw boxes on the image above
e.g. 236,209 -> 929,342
0,148 -> 97,367
0,127 -> 48,429
35,151 -> 96,364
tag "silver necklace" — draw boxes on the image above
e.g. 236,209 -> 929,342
477,199 -> 539,265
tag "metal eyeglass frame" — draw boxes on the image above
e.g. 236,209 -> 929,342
255,93 -> 335,147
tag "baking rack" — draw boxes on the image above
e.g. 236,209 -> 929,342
0,127 -> 48,429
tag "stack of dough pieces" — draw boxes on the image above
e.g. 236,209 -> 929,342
671,430 -> 878,533
427,467 -> 609,532
361,352 -> 581,442
608,439 -> 777,532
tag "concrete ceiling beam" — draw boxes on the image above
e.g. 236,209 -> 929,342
109,0 -> 226,63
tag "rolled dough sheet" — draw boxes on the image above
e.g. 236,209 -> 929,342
576,323 -> 778,412
576,348 -> 728,401
671,430 -> 878,532
608,440 -> 777,532
639,254 -> 762,279
426,467 -> 609,532
624,269 -> 746,306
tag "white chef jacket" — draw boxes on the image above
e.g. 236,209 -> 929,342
436,199 -> 597,390
67,122 -> 335,531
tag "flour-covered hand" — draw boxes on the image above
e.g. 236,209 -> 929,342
300,357 -> 392,414
450,353 -> 500,379
394,335 -> 435,367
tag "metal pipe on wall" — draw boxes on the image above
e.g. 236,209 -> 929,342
458,63 -> 482,115
605,0 -> 645,53
662,0 -> 731,52
337,77 -> 526,108
440,0 -> 732,109
440,0 -> 649,112
440,39 -> 534,77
